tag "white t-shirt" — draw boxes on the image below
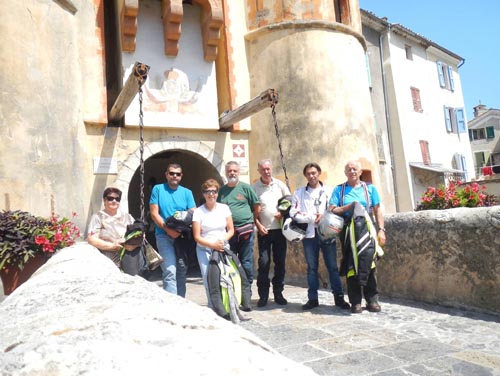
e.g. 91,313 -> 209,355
192,203 -> 232,242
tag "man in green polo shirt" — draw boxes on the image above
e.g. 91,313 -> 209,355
218,161 -> 260,305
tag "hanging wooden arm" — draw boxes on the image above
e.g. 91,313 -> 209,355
109,62 -> 150,123
219,89 -> 279,129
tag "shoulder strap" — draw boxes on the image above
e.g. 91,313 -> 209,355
361,182 -> 371,211
340,183 -> 347,207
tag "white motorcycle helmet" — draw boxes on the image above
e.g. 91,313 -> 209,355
317,212 -> 344,241
282,217 -> 307,243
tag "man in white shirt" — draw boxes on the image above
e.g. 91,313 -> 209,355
290,162 -> 350,310
253,159 -> 291,307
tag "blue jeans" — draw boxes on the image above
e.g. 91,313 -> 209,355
156,233 -> 186,297
229,229 -> 255,285
302,231 -> 343,300
196,244 -> 212,305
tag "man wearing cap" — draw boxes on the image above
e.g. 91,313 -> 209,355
252,159 -> 291,307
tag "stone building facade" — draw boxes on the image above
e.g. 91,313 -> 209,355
1,0 -> 381,236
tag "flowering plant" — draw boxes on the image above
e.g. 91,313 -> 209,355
415,182 -> 498,211
0,210 -> 81,270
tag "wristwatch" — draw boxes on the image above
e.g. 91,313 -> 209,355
378,227 -> 386,232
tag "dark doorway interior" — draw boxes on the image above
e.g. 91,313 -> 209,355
127,149 -> 223,278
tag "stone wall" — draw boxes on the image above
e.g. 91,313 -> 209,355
0,244 -> 316,375
378,206 -> 500,314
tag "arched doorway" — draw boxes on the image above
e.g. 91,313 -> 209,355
115,138 -> 226,278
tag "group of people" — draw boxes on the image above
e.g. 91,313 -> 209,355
87,158 -> 386,315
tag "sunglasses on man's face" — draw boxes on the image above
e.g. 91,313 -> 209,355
168,172 -> 182,177
105,196 -> 121,202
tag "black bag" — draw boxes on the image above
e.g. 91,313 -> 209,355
234,223 -> 254,242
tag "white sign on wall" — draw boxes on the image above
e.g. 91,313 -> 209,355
93,157 -> 118,175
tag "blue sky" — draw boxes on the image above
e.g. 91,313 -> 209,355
359,0 -> 500,121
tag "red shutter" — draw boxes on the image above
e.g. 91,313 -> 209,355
419,140 -> 431,165
411,87 -> 422,112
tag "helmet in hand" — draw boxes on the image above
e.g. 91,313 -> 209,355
317,212 -> 344,241
282,217 -> 307,243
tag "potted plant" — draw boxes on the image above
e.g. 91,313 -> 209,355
0,210 -> 81,295
415,182 -> 498,211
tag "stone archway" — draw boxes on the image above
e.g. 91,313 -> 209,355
113,136 -> 225,276
114,136 -> 225,208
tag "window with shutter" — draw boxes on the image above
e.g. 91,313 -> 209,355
447,65 -> 455,92
437,61 -> 446,88
456,108 -> 466,133
444,106 -> 452,132
419,140 -> 431,165
436,61 -> 454,91
486,126 -> 495,139
410,87 -> 422,112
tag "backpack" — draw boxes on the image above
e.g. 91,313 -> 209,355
207,247 -> 251,323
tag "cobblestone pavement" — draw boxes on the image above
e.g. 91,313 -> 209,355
186,278 -> 500,376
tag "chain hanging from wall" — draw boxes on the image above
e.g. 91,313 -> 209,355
269,91 -> 291,192
135,63 -> 149,223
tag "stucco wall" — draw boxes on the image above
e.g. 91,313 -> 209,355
0,1 -> 96,229
246,22 -> 380,192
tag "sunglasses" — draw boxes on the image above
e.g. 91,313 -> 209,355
203,189 -> 218,195
105,196 -> 121,202
168,172 -> 182,177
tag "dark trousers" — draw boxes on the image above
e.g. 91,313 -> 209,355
256,229 -> 287,298
346,268 -> 379,306
229,230 -> 255,285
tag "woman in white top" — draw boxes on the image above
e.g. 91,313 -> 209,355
192,179 -> 234,302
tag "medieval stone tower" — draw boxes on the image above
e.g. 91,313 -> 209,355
0,0 -> 380,233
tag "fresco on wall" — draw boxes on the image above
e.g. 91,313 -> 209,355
124,65 -> 219,129
143,68 -> 200,113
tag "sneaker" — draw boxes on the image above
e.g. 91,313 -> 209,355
367,303 -> 381,312
274,292 -> 288,305
257,297 -> 268,308
334,294 -> 351,309
302,299 -> 319,310
351,304 -> 363,314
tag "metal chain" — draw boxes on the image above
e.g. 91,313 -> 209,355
132,63 -> 149,225
138,85 -> 145,223
271,103 -> 290,191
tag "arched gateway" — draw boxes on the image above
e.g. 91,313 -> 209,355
113,136 -> 225,220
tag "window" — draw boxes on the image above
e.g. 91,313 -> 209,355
443,106 -> 465,133
436,61 -> 455,91
405,45 -> 413,60
469,128 -> 486,141
410,87 -> 422,112
419,140 -> 431,165
486,126 -> 495,139
365,53 -> 372,88
453,153 -> 468,181
334,0 -> 351,25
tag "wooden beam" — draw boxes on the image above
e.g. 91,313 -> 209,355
108,62 -> 150,123
219,89 -> 279,129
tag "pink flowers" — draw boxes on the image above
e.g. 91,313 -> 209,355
416,182 -> 498,211
34,213 -> 81,253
